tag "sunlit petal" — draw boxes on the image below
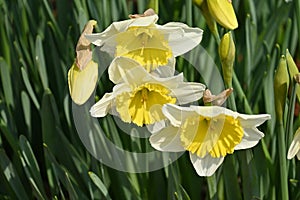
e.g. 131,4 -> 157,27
190,153 -> 224,177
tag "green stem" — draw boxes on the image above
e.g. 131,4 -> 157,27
207,174 -> 218,200
223,155 -> 242,200
148,0 -> 159,13
277,120 -> 289,200
233,72 -> 252,114
226,82 -> 237,111
285,80 -> 297,147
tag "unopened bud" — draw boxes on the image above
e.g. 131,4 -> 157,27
286,49 -> 299,81
219,32 -> 235,87
286,49 -> 300,103
206,0 -> 238,30
274,55 -> 289,122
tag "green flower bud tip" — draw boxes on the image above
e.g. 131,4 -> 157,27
286,49 -> 300,103
286,49 -> 299,81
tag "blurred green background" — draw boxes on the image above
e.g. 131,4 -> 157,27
0,0 -> 300,199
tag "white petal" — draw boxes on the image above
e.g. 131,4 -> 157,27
149,73 -> 183,88
90,93 -> 114,117
128,14 -> 158,27
171,82 -> 206,104
85,15 -> 158,50
147,120 -> 167,134
238,114 -> 271,128
90,83 -> 130,117
85,20 -> 127,46
190,105 -> 238,118
297,151 -> 300,160
151,58 -> 176,78
108,57 -> 141,84
190,153 -> 224,177
149,126 -> 185,152
162,104 -> 197,127
287,128 -> 300,159
234,128 -> 264,150
158,22 -> 203,57
121,66 -> 184,89
119,66 -> 149,87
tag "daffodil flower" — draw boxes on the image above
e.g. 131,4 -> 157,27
90,66 -> 205,127
287,127 -> 300,160
85,13 -> 203,72
150,104 -> 271,176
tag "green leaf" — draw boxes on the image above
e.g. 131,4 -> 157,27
0,149 -> 29,200
19,135 -> 47,198
223,155 -> 242,200
175,185 -> 192,200
89,171 -> 112,200
21,91 -> 31,135
40,89 -> 61,153
0,123 -> 19,155
44,144 -> 89,200
35,35 -> 49,89
21,67 -> 40,110
0,57 -> 14,108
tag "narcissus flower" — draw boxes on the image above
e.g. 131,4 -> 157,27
90,65 -> 205,127
287,127 -> 300,160
150,104 -> 270,176
85,12 -> 203,72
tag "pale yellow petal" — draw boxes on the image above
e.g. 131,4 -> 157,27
68,60 -> 98,105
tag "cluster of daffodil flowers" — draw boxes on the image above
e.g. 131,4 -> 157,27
68,8 -> 271,177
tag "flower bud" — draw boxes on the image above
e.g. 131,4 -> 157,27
206,0 -> 238,30
286,49 -> 300,103
219,32 -> 235,87
274,56 -> 289,122
286,49 -> 298,81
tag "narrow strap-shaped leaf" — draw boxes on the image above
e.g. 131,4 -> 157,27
0,58 -> 14,108
0,150 -> 29,200
89,171 -> 112,200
